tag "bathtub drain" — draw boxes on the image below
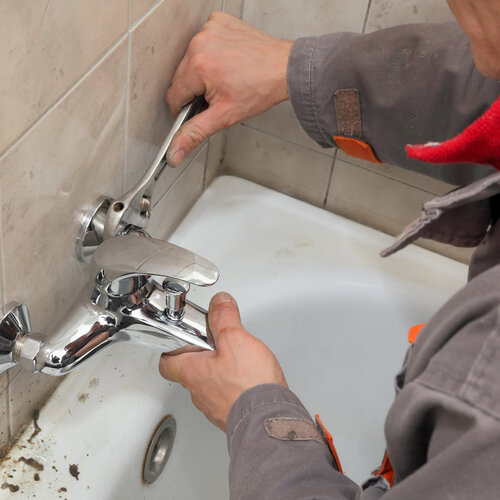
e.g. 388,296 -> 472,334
143,415 -> 176,484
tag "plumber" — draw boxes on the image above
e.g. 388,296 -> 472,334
159,1 -> 500,498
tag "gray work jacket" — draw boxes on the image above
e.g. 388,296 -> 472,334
226,22 -> 500,499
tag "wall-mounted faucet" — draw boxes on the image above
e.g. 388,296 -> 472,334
0,96 -> 218,377
77,95 -> 208,261
0,233 -> 217,376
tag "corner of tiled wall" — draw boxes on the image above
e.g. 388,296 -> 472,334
0,0 -> 223,456
222,0 -> 245,18
218,0 -> 472,263
0,217 -> 7,454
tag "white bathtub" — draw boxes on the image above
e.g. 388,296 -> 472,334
0,176 -> 467,498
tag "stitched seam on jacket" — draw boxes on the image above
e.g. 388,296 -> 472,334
419,231 -> 486,245
228,400 -> 310,443
415,378 -> 500,423
308,39 -> 332,146
424,175 -> 500,209
459,310 -> 499,412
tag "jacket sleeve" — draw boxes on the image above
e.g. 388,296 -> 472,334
287,22 -> 500,186
226,383 -> 361,500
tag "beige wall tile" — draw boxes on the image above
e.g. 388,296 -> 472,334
130,0 -> 158,23
7,371 -> 60,441
126,0 -> 220,192
326,159 -> 472,262
0,371 -> 7,453
223,0 -> 244,18
415,238 -> 473,265
0,390 -> 8,456
327,159 -> 432,236
0,0 -> 128,154
336,151 -> 455,195
0,39 -> 127,354
151,143 -> 205,207
365,0 -> 454,33
223,125 -> 333,207
0,199 -> 4,395
244,102 -> 332,155
205,132 -> 226,187
242,0 -> 369,39
147,147 -> 207,240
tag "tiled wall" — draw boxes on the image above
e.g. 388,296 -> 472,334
0,0 -> 224,454
220,0 -> 474,263
0,0 -> 475,456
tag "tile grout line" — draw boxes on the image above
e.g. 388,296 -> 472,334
202,141 -> 209,188
0,188 -> 8,442
239,123 -> 336,158
239,0 -> 246,18
322,149 -> 338,207
122,30 -> 132,193
204,137 -> 215,189
0,31 -> 128,164
0,0 -> 164,166
338,157 -> 444,196
0,191 -> 4,308
219,130 -> 229,171
129,0 -> 164,32
362,0 -> 373,33
154,145 -> 207,208
6,375 -> 12,441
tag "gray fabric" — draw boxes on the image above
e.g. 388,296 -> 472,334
380,171 -> 500,258
468,193 -> 500,280
226,21 -> 500,500
287,22 -> 499,185
382,265 -> 500,499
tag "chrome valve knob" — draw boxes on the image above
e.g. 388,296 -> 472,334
163,280 -> 190,320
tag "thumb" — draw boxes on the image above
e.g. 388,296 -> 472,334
159,352 -> 194,385
166,105 -> 226,167
208,292 -> 242,342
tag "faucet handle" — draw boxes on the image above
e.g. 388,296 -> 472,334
91,234 -> 219,291
0,302 -> 46,374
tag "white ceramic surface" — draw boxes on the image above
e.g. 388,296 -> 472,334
0,176 -> 467,498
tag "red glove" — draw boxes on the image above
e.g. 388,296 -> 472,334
406,96 -> 500,170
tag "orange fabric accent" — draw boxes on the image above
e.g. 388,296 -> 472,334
374,451 -> 395,487
333,136 -> 382,164
315,414 -> 343,473
408,323 -> 426,344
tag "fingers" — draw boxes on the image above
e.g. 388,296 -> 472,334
166,105 -> 228,166
166,71 -> 205,118
159,353 -> 189,385
165,34 -> 209,117
208,292 -> 242,342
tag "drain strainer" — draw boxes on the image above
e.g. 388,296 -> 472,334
143,415 -> 176,484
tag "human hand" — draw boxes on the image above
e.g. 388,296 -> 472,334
165,12 -> 294,166
158,292 -> 288,431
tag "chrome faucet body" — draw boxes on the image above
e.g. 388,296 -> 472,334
0,96 -> 217,377
0,233 -> 218,376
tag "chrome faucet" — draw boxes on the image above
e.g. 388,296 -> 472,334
0,232 -> 218,376
0,95 -> 219,377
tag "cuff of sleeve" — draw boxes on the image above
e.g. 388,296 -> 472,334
288,37 -> 332,148
226,384 -> 312,452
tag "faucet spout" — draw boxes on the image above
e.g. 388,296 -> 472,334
36,292 -> 214,376
0,234 -> 219,377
